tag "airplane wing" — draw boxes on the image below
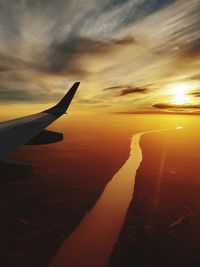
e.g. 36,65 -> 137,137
0,82 -> 80,161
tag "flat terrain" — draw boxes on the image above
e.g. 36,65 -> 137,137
0,114 -> 199,267
109,127 -> 200,267
0,115 -> 129,267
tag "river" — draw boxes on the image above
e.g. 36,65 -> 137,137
49,129 -> 177,267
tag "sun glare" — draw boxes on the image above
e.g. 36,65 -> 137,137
176,125 -> 183,130
172,84 -> 189,105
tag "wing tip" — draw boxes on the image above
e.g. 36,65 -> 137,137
43,81 -> 80,116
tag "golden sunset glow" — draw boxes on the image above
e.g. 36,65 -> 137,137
172,84 -> 189,105
0,0 -> 199,115
1,1 -> 200,267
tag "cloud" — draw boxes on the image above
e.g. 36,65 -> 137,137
0,36 -> 136,76
104,85 -> 124,90
153,103 -> 200,109
119,87 -> 148,96
0,81 -> 64,103
0,87 -> 50,102
0,87 -> 33,101
45,36 -> 136,75
0,0 -> 199,111
104,84 -> 148,96
189,90 -> 200,97
113,110 -> 200,115
183,38 -> 200,58
0,53 -> 40,73
0,35 -> 136,102
190,73 -> 200,81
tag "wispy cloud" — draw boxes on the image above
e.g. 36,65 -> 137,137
0,0 -> 199,113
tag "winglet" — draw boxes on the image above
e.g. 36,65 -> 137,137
44,82 -> 80,116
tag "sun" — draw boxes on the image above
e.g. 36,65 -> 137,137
171,83 -> 189,105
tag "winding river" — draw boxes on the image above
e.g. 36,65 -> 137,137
49,129 -> 177,267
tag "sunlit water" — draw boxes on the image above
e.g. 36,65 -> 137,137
49,128 -> 179,267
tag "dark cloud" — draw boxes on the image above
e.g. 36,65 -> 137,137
0,86 -> 64,103
109,0 -> 129,8
182,38 -> 200,58
46,36 -> 136,75
153,103 -> 200,109
114,110 -> 200,115
189,90 -> 200,97
0,53 -> 38,73
0,68 -> 65,103
104,85 -> 148,96
104,85 -> 125,90
0,36 -> 136,78
190,74 -> 200,81
119,87 -> 148,96
0,87 -> 37,102
110,37 -> 136,46
0,35 -> 136,103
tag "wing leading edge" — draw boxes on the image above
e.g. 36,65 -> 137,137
0,82 -> 80,160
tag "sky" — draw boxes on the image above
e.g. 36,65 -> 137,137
0,0 -> 200,114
